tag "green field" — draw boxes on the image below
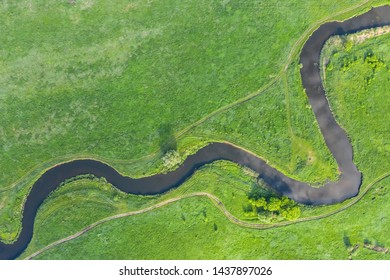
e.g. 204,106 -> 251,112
2,0 -> 386,243
19,174 -> 390,260
322,29 -> 390,183
15,25 -> 390,259
1,0 -> 389,259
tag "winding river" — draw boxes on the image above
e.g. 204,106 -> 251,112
1,5 -> 389,260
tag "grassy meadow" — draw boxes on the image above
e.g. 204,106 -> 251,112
17,161 -> 256,258
322,29 -> 390,183
1,0 -> 390,258
16,22 -> 390,259
20,175 -> 390,260
2,0 -> 385,243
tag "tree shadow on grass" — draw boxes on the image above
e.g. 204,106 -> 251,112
158,124 -> 177,154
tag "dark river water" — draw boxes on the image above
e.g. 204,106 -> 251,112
1,5 -> 389,260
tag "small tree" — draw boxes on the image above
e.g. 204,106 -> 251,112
344,40 -> 353,52
267,197 -> 282,212
254,197 -> 267,210
162,150 -> 181,169
281,206 -> 301,220
280,196 -> 291,207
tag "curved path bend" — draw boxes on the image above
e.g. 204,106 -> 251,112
1,5 -> 389,260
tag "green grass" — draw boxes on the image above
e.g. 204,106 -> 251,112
21,176 -> 390,260
14,177 -> 157,253
2,0 -> 385,243
18,161 -> 257,258
322,29 -> 390,182
16,25 -> 390,259
187,68 -> 338,185
2,0 -> 365,186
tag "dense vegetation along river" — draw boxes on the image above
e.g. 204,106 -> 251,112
1,5 -> 389,260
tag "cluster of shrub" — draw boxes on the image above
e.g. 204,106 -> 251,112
327,46 -> 387,87
244,195 -> 301,221
162,150 -> 182,170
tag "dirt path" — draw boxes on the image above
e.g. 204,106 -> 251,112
23,171 -> 390,260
